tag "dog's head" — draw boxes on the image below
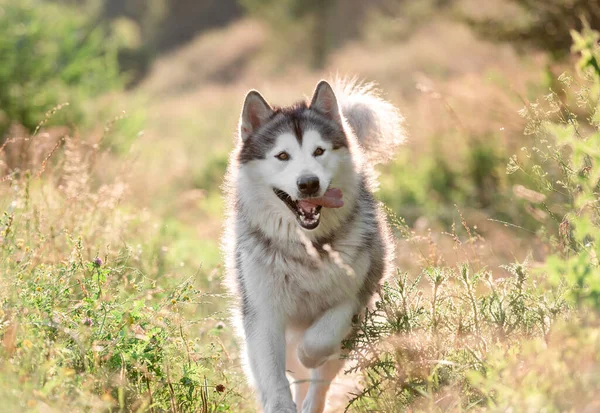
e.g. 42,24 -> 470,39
235,81 -> 355,231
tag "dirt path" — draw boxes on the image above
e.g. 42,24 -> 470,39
325,371 -> 362,412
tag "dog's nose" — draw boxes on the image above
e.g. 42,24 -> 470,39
297,175 -> 320,195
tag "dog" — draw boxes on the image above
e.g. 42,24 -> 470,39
222,78 -> 405,413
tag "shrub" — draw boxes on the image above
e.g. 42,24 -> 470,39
346,252 -> 567,411
461,0 -> 600,59
508,22 -> 600,311
0,0 -> 122,136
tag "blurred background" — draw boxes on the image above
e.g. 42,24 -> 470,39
3,0 -> 597,263
2,0 -> 600,411
4,0 -> 591,268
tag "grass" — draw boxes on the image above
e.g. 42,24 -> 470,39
0,131 -> 251,412
3,4 -> 600,412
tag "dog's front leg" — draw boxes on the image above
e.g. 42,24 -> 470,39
297,301 -> 355,369
244,308 -> 296,413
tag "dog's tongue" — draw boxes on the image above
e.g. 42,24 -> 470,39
298,188 -> 344,212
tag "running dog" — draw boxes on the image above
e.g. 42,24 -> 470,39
222,78 -> 405,412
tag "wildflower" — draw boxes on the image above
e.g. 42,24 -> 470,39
215,384 -> 225,393
82,318 -> 93,327
93,257 -> 103,267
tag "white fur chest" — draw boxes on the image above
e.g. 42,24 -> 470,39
236,223 -> 372,323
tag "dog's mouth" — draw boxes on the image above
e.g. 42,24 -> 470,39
273,188 -> 344,230
273,189 -> 323,229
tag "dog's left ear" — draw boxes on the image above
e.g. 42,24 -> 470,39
310,80 -> 342,125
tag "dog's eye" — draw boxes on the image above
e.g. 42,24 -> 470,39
313,147 -> 325,157
275,151 -> 290,161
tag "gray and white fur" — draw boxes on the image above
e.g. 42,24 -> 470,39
222,78 -> 405,413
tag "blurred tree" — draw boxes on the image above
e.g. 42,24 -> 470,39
241,0 -> 361,69
57,0 -> 242,86
0,0 -> 122,137
152,0 -> 241,52
94,0 -> 242,52
461,0 -> 600,59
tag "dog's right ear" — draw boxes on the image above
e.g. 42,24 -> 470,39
310,80 -> 342,126
239,90 -> 273,142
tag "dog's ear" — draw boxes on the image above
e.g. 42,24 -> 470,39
239,90 -> 273,142
309,80 -> 341,125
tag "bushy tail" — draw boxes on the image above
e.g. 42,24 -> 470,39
334,77 -> 406,164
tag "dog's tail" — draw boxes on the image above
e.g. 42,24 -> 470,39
334,77 -> 406,164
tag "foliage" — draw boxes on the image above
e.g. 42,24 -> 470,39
461,0 -> 600,58
345,231 -> 568,411
0,126 -> 246,412
345,25 -> 600,411
0,0 -> 122,136
508,22 -> 600,311
379,137 -> 517,228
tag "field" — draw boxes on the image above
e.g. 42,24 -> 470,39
2,0 -> 600,412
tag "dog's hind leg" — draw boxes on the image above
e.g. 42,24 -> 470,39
285,337 -> 310,411
301,357 -> 346,413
